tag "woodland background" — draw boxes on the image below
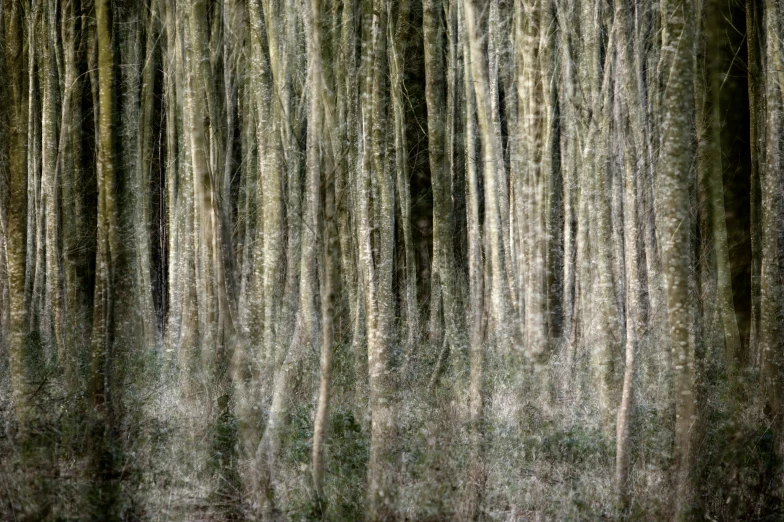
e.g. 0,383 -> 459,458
0,0 -> 783,519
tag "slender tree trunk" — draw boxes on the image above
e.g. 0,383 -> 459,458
465,0 -> 511,354
187,0 -> 235,373
4,0 -> 31,432
221,0 -> 240,313
307,0 -> 333,507
579,7 -> 620,432
336,0 -> 368,428
90,0 -> 121,515
134,1 -> 159,350
27,4 -> 44,341
390,0 -> 417,357
760,0 -> 784,457
92,0 -> 119,426
256,1 -> 322,513
42,0 -> 62,359
658,0 -> 697,516
364,1 -> 397,518
60,0 -> 85,386
461,3 -> 485,517
162,0 -> 182,355
424,0 -> 459,388
747,0 -> 762,366
615,137 -> 642,513
557,0 -> 579,362
614,0 -> 647,507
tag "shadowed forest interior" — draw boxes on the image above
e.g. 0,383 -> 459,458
1,0 -> 783,519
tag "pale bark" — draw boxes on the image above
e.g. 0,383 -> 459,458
236,76 -> 257,331
577,8 -> 620,431
593,61 -> 621,434
336,0 -> 368,427
556,0 -> 579,359
88,2 -> 121,514
424,0 -> 459,387
256,1 -> 323,514
390,0 -> 418,356
515,0 -> 556,361
760,0 -> 783,452
221,0 -> 241,311
187,0 -> 235,369
162,0 -> 182,354
615,143 -> 641,513
135,1 -> 159,349
364,1 -> 397,517
4,0 -> 31,430
461,2 -> 485,517
747,0 -> 762,365
60,0 -> 85,386
658,0 -> 698,515
42,0 -> 62,359
1,0 -> 777,517
248,0 -> 283,378
307,0 -> 333,505
465,0 -> 511,353
27,5 -> 44,340
614,0 -> 647,506
271,0 -> 303,362
91,0 -> 119,413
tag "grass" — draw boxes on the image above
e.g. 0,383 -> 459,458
0,330 -> 782,520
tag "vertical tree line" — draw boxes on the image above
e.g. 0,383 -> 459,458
1,0 -> 782,519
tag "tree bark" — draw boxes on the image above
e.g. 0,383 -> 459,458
390,0 -> 417,358
461,3 -> 485,517
4,0 -> 31,431
424,0 -> 459,388
465,0 -> 511,355
658,0 -> 698,515
90,0 -> 122,515
613,0 -> 647,507
760,0 -> 784,457
363,1 -> 397,518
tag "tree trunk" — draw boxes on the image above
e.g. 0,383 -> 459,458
364,1 -> 397,518
461,2 -> 485,517
760,0 -> 784,459
391,0 -> 417,358
308,0 -> 334,506
613,0 -> 647,507
90,0 -> 121,514
658,0 -> 697,515
747,0 -> 762,366
465,0 -> 511,354
424,0 -> 458,388
4,0 -> 31,432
